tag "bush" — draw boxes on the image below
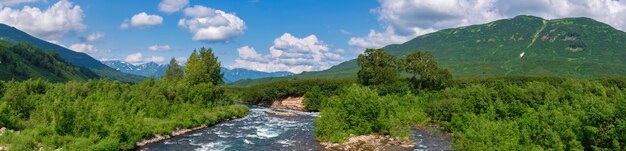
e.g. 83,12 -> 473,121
0,79 -> 248,150
314,85 -> 427,142
429,78 -> 626,150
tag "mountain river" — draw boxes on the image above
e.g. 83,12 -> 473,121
139,105 -> 451,151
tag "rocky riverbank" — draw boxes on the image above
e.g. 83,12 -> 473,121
269,96 -> 307,111
320,134 -> 415,151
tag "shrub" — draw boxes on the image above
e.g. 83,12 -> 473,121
315,85 -> 427,142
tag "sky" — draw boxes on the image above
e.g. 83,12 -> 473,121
0,0 -> 625,73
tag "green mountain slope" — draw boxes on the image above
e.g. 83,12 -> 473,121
0,41 -> 99,82
0,24 -> 144,82
232,15 -> 626,86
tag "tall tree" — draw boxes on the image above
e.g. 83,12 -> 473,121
164,58 -> 184,80
403,51 -> 452,91
198,47 -> 224,85
185,50 -> 202,84
184,48 -> 224,85
404,51 -> 438,80
357,48 -> 399,86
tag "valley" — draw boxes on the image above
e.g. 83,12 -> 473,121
0,2 -> 625,149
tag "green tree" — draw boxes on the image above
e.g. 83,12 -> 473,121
164,58 -> 184,80
357,48 -> 399,86
403,51 -> 452,91
185,50 -> 202,84
198,47 -> 224,85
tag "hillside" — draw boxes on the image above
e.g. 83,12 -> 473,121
0,41 -> 99,82
0,24 -> 144,82
232,15 -> 626,86
103,60 -> 294,83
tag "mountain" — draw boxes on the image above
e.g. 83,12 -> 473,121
221,68 -> 294,82
232,15 -> 626,86
0,24 -> 144,82
102,60 -> 294,83
0,40 -> 99,82
103,61 -> 168,78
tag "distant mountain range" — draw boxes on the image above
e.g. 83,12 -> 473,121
221,68 -> 294,82
103,61 -> 168,78
0,24 -> 144,82
232,15 -> 626,86
102,60 -> 294,83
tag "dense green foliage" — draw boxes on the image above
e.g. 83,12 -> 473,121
0,42 -> 99,82
0,48 -> 248,150
238,79 -> 353,111
185,48 -> 224,85
314,85 -> 428,143
232,15 -> 626,87
313,77 -> 626,150
0,79 -> 247,150
402,51 -> 452,91
357,48 -> 399,86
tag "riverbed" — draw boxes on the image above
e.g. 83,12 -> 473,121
139,105 -> 451,151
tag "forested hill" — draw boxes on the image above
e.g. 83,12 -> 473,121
0,24 -> 110,69
0,41 -> 100,82
0,24 -> 144,83
232,15 -> 626,86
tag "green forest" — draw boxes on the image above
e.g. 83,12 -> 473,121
0,48 -> 249,150
239,48 -> 626,150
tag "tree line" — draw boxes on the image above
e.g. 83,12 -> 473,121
0,47 -> 248,150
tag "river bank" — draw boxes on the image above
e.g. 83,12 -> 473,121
134,105 -> 249,150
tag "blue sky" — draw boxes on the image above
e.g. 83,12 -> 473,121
1,0 -> 625,73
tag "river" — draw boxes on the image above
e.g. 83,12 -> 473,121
139,105 -> 451,151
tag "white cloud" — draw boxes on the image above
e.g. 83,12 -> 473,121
124,52 -> 166,64
0,0 -> 85,41
121,12 -> 163,29
125,52 -> 143,63
348,27 -> 427,49
71,32 -> 106,54
69,43 -> 108,54
148,44 -> 171,51
230,33 -> 344,73
350,0 -> 626,50
178,5 -> 246,42
144,56 -> 166,63
340,29 -> 352,35
0,0 -> 37,6
158,0 -> 188,14
81,32 -> 104,43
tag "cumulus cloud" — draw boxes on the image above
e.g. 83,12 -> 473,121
230,33 -> 344,73
0,0 -> 85,41
148,44 -> 171,51
348,27 -> 428,50
81,32 -> 104,43
124,52 -> 166,64
350,0 -> 626,50
69,43 -> 108,54
121,12 -> 163,29
69,32 -> 106,54
158,0 -> 188,14
0,0 -> 37,6
178,5 -> 246,42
